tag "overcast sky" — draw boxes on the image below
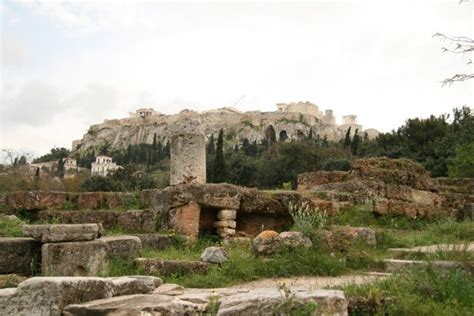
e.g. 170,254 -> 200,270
1,0 -> 473,159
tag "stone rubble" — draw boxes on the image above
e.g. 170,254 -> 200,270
201,246 -> 229,264
22,224 -> 102,243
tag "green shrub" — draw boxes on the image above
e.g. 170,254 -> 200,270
288,201 -> 326,237
322,159 -> 352,171
0,215 -> 24,237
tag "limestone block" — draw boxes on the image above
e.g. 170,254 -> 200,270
214,220 -> 237,229
108,276 -> 163,296
4,191 -> 68,210
217,288 -> 348,316
0,277 -> 115,316
279,231 -> 313,248
463,203 -> 474,220
42,240 -> 108,276
217,227 -> 236,237
321,227 -> 377,251
0,237 -> 40,274
217,209 -> 237,220
134,258 -> 210,276
134,234 -> 176,250
76,192 -> 104,209
22,224 -> 102,242
168,201 -> 201,238
100,235 -> 142,259
201,247 -> 229,264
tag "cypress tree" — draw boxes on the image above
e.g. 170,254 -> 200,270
207,134 -> 216,155
152,133 -> 157,150
308,127 -> 314,140
265,125 -> 277,145
351,128 -> 360,155
212,129 -> 227,182
343,127 -> 352,148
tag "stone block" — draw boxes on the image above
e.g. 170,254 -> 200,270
321,227 -> 376,251
463,203 -> 474,220
34,210 -> 157,233
0,237 -> 40,274
76,192 -> 104,209
100,235 -> 142,259
279,231 -> 312,248
217,227 -> 236,237
134,234 -> 176,250
217,209 -> 237,220
252,230 -> 282,255
4,191 -> 68,210
108,275 -> 163,296
42,240 -> 108,276
214,220 -> 237,229
134,258 -> 210,276
168,201 -> 200,238
383,259 -> 465,272
0,277 -> 115,316
200,247 -> 229,264
23,224 -> 102,242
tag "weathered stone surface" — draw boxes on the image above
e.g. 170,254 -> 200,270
462,203 -> 474,220
34,210 -> 158,233
383,259 -> 467,272
134,258 -> 210,276
388,242 -> 474,255
201,247 -> 229,264
237,213 -> 293,236
63,293 -> 205,315
168,201 -> 201,238
133,234 -> 176,250
217,209 -> 237,220
0,277 -> 115,316
62,286 -> 348,316
217,227 -> 236,238
76,192 -> 104,209
252,230 -> 282,255
217,288 -> 348,316
100,235 -> 142,259
23,224 -> 102,242
321,227 -> 376,251
42,240 -> 108,276
279,231 -> 313,248
0,237 -> 40,274
170,112 -> 206,185
154,183 -> 242,210
3,191 -> 68,211
298,171 -> 350,191
153,283 -> 185,295
108,276 -> 163,296
214,220 -> 237,229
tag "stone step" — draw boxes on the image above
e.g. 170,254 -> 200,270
132,234 -> 177,250
33,210 -> 157,233
383,259 -> 469,272
388,242 -> 474,255
134,258 -> 210,276
0,238 -> 41,275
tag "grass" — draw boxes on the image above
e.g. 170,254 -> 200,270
343,266 -> 474,315
0,215 -> 24,237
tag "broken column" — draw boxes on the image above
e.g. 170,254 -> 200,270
215,209 -> 237,239
169,110 -> 206,185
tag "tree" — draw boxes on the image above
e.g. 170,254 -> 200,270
265,125 -> 277,146
207,134 -> 216,155
212,129 -> 227,182
351,129 -> 360,155
343,127 -> 352,148
448,143 -> 474,178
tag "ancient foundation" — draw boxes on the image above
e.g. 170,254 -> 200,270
169,111 -> 206,185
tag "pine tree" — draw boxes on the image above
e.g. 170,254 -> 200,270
343,127 -> 352,148
212,129 -> 227,183
351,128 -> 360,155
308,127 -> 314,140
207,134 -> 216,155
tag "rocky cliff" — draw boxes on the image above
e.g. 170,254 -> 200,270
72,107 -> 377,154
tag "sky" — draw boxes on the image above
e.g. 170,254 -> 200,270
0,0 -> 473,159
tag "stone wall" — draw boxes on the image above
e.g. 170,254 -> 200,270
297,157 -> 473,219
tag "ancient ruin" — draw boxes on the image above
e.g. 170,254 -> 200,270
71,102 -> 379,154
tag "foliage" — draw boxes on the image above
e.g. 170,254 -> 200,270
322,158 -> 351,171
448,143 -> 474,178
0,215 -> 24,237
32,147 -> 70,163
210,129 -> 227,183
288,201 -> 326,237
344,266 -> 474,315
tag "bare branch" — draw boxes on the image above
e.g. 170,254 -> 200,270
441,74 -> 474,86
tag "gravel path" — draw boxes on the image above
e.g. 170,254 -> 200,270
229,273 -> 387,290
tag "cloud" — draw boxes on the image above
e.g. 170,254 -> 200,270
1,80 -> 61,127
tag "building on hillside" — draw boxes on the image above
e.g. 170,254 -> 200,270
129,108 -> 159,118
339,115 -> 363,135
91,155 -> 121,177
276,101 -> 324,120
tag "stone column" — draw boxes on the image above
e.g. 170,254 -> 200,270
215,209 -> 237,239
169,111 -> 206,185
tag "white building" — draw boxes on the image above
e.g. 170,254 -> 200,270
91,155 -> 121,177
129,108 -> 159,118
